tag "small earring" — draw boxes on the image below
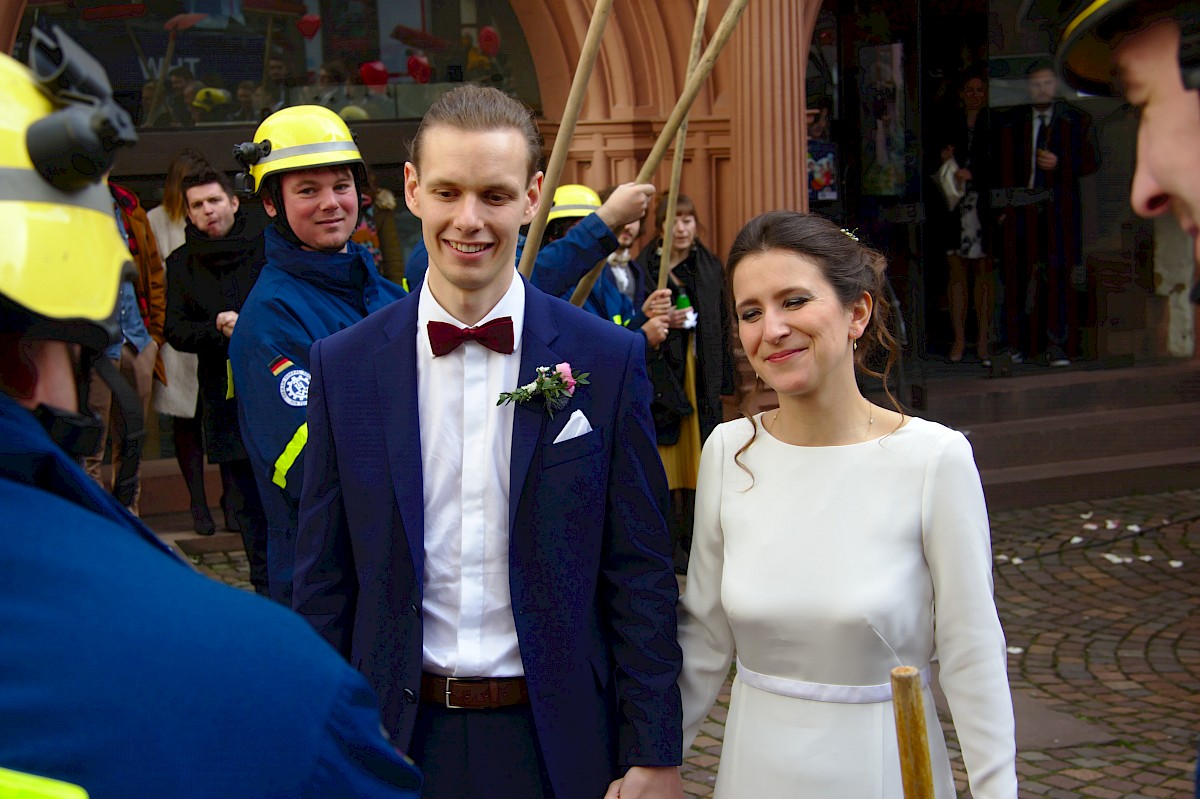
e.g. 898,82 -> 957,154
852,339 -> 858,351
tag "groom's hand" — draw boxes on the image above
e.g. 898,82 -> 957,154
603,765 -> 683,799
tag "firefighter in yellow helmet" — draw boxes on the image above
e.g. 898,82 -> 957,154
0,28 -> 421,799
1020,0 -> 1200,290
230,105 -> 407,606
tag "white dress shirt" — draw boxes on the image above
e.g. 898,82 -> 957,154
416,273 -> 525,677
1029,110 -> 1051,188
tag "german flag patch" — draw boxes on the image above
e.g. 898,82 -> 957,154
269,356 -> 295,376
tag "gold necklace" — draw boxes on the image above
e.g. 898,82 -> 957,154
770,400 -> 875,442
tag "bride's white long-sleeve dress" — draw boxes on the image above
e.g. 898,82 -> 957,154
677,414 -> 1018,798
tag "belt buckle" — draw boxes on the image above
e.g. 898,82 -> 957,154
444,676 -> 471,709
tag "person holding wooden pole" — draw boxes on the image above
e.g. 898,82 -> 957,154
675,211 -> 1017,798
634,194 -> 734,574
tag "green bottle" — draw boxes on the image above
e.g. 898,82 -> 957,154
675,291 -> 692,310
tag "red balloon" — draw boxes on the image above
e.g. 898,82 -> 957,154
297,14 -> 320,39
406,54 -> 432,84
478,26 -> 501,57
360,60 -> 389,87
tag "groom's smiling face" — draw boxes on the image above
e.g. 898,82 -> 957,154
405,126 -> 542,309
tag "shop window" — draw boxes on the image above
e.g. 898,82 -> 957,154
15,0 -> 540,128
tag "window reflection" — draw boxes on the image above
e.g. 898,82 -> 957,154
16,0 -> 539,129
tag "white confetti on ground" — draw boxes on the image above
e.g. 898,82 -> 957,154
1139,555 -> 1153,562
995,554 -> 1009,562
1126,524 -> 1141,532
1070,536 -> 1084,544
1105,519 -> 1119,530
1007,646 -> 1024,654
1011,557 -> 1024,565
1170,561 -> 1184,568
1083,523 -> 1099,531
1103,553 -> 1125,564
1080,512 -> 1094,520
1122,557 -> 1133,563
1163,519 -> 1171,525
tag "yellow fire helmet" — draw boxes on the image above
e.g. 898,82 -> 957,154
548,184 -> 602,223
233,104 -> 365,195
1,26 -> 137,350
1019,0 -> 1200,96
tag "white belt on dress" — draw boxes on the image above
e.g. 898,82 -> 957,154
735,658 -> 931,704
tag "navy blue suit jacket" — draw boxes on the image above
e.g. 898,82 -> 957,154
293,276 -> 683,799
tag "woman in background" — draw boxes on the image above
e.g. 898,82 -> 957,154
634,195 -> 735,573
936,70 -> 995,364
676,211 -> 1017,798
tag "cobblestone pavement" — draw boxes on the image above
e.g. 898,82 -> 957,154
154,489 -> 1200,798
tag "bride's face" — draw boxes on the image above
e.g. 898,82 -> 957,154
733,249 -> 869,399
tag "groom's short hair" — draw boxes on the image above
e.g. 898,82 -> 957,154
407,85 -> 544,183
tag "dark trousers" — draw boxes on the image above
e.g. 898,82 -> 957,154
220,457 -> 269,591
408,701 -> 555,799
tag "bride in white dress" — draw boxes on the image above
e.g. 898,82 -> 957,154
676,211 -> 1017,798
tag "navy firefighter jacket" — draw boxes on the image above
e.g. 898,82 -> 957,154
229,226 -> 406,605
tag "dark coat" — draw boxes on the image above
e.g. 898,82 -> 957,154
293,280 -> 682,798
634,241 -> 736,445
165,211 -> 265,463
995,100 -> 1099,273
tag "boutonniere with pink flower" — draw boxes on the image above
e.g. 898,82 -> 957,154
497,362 -> 590,418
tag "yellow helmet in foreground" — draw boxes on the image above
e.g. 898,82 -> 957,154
1018,0 -> 1200,96
0,26 -> 137,350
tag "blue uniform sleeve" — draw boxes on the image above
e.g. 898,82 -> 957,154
229,299 -> 313,510
529,212 -> 617,297
300,669 -> 422,799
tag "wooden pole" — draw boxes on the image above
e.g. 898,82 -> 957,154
890,666 -> 936,799
655,0 -> 709,291
517,0 -> 616,279
570,0 -> 737,305
634,0 -> 750,186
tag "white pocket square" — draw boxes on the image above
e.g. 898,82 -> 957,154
553,409 -> 593,444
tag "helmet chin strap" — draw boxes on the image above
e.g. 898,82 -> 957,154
33,403 -> 103,462
34,346 -> 144,504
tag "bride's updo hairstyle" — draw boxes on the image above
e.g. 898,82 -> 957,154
726,210 -> 902,476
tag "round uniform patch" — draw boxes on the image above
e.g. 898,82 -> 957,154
279,369 -> 310,407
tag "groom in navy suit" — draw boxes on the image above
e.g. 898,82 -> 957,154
293,85 -> 684,799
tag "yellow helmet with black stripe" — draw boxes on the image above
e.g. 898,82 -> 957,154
0,27 -> 136,350
1019,0 -> 1199,96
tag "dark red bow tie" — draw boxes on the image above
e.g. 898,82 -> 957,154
427,317 -> 515,357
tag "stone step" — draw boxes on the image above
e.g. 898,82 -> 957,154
960,401 -> 1200,471
979,446 -> 1200,511
917,360 -> 1200,427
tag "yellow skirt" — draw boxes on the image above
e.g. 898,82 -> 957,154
658,344 -> 702,491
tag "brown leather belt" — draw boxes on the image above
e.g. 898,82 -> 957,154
420,673 -> 530,709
